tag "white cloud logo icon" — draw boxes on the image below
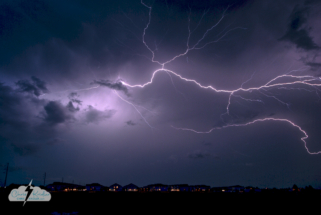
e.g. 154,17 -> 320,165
8,180 -> 51,206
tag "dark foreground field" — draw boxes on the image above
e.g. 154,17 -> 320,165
1,190 -> 320,214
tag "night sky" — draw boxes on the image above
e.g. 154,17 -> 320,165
1,0 -> 321,188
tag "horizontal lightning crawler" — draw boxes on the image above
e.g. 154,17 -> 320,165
172,118 -> 321,155
116,1 -> 321,155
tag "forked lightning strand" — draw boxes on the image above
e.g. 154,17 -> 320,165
117,1 -> 321,155
172,118 -> 320,155
113,90 -> 155,129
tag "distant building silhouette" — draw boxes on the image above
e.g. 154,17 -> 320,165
86,183 -> 107,192
123,183 -> 139,192
46,182 -> 85,191
109,183 -> 122,192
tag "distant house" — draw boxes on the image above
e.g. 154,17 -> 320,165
141,185 -> 149,192
227,185 -> 244,193
109,183 -> 122,192
144,183 -> 169,192
123,183 -> 139,192
46,182 -> 86,192
179,184 -> 191,192
169,185 -> 180,192
211,187 -> 223,192
169,184 -> 190,192
86,183 -> 107,192
244,186 -> 261,193
190,185 -> 211,192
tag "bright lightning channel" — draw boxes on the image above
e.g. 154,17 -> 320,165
171,118 -> 320,155
116,1 -> 321,155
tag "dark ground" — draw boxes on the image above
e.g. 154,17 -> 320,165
1,189 -> 320,214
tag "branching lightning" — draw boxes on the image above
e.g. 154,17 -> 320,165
171,118 -> 320,155
113,90 -> 156,130
116,0 -> 321,155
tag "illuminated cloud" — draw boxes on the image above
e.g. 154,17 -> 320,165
68,92 -> 82,105
126,120 -> 136,126
93,80 -> 130,96
84,105 -> 116,124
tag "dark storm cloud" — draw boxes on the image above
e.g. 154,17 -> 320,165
15,76 -> 48,96
0,0 -> 100,65
223,105 -> 260,125
126,120 -> 136,126
1,79 -> 76,128
46,137 -> 65,145
0,0 -> 140,81
11,143 -> 39,156
306,62 -> 321,73
0,164 -> 26,172
279,4 -> 319,51
93,80 -> 130,96
84,105 -> 116,124
187,150 -> 212,159
67,101 -> 80,113
31,76 -> 48,92
0,82 -> 41,129
8,166 -> 25,173
68,92 -> 82,105
201,140 -> 211,146
0,80 -> 80,156
159,0 -> 251,11
69,92 -> 78,98
71,98 -> 82,105
43,101 -> 75,125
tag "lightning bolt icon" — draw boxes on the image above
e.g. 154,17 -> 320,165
23,179 -> 34,206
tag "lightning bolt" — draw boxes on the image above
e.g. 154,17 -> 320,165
40,1 -> 321,155
139,0 -> 246,68
116,1 -> 321,155
113,90 -> 156,130
23,179 -> 33,206
172,118 -> 321,155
